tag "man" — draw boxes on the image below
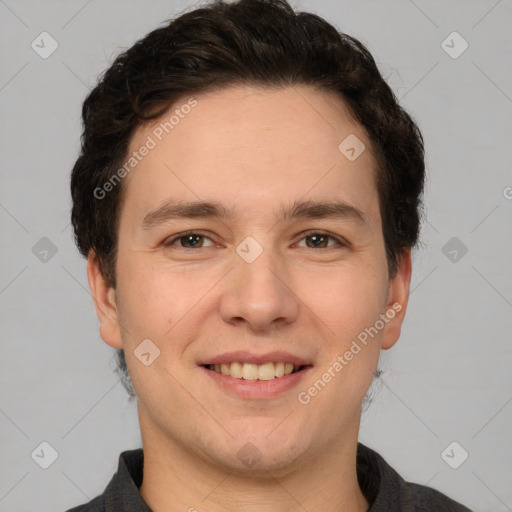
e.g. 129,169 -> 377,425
67,0 -> 472,510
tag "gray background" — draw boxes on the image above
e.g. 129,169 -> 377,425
1,0 -> 511,510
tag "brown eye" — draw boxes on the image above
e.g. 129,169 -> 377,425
163,232 -> 214,249
297,232 -> 346,249
162,230 -> 346,250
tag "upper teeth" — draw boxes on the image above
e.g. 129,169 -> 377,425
208,362 -> 299,380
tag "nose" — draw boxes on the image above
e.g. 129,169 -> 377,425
219,245 -> 300,332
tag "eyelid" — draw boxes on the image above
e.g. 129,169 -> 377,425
163,229 -> 348,249
296,229 -> 348,248
163,230 -> 216,247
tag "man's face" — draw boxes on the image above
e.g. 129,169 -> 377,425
89,85 -> 410,474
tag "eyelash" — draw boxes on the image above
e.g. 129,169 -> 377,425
162,230 -> 347,250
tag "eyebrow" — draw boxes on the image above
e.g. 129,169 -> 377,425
141,199 -> 370,230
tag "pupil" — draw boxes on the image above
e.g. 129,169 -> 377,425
183,235 -> 201,248
308,235 -> 326,248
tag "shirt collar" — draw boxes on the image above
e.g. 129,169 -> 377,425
103,448 -> 152,511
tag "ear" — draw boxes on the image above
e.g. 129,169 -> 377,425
87,250 -> 123,349
380,248 -> 412,351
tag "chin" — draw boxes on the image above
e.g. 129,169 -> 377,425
206,425 -> 311,477
217,445 -> 307,478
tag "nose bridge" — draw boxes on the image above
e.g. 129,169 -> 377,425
220,236 -> 299,330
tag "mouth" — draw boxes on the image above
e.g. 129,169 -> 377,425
201,361 -> 309,381
197,351 -> 313,399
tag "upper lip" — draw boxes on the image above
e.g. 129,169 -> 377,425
198,350 -> 312,366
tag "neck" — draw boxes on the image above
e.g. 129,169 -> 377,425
138,412 -> 369,512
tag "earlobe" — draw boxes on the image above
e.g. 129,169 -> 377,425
87,250 -> 123,349
381,248 -> 412,351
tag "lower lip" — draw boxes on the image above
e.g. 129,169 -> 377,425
200,366 -> 312,400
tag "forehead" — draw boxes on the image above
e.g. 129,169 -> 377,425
120,84 -> 380,228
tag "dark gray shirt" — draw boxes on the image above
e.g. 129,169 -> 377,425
65,442 -> 473,511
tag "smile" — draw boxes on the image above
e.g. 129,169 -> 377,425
204,361 -> 304,380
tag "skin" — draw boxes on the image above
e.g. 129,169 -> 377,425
88,84 -> 412,512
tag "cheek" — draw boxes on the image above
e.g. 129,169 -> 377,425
117,254 -> 221,347
298,264 -> 388,337
116,255 -> 178,338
